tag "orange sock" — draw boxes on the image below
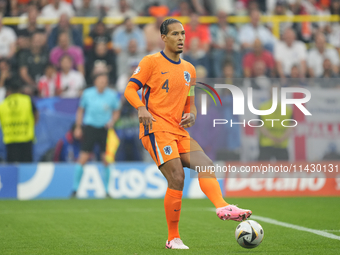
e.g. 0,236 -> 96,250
164,188 -> 182,241
198,171 -> 229,208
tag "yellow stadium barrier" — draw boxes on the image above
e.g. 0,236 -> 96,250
3,15 -> 340,39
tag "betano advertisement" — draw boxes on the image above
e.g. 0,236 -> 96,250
224,162 -> 340,197
0,162 -> 339,200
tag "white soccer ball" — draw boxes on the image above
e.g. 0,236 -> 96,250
235,220 -> 264,249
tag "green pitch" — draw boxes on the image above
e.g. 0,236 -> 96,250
0,197 -> 339,255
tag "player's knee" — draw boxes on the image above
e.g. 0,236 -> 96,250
169,170 -> 185,190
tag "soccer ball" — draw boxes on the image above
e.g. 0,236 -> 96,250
235,220 -> 264,249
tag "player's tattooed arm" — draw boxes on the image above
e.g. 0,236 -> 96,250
138,106 -> 156,130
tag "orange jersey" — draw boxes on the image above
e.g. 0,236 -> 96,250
129,51 -> 196,138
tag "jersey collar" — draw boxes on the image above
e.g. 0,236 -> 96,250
160,51 -> 181,65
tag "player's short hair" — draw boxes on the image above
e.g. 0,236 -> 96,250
160,18 -> 182,35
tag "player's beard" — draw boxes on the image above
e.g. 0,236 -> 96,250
175,50 -> 183,54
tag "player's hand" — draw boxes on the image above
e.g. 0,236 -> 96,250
138,106 -> 156,130
179,113 -> 195,128
74,126 -> 82,139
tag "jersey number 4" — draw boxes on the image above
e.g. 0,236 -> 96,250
162,79 -> 169,93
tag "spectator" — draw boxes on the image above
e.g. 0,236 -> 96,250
117,39 -> 144,77
243,38 -> 275,78
17,3 -> 44,31
9,0 -> 20,16
289,0 -> 313,43
143,16 -> 164,54
210,11 -> 238,46
258,90 -> 293,161
0,58 -> 11,91
73,0 -> 116,16
112,17 -> 146,54
0,13 -> 17,59
222,62 -> 234,84
41,0 -> 74,19
19,33 -> 49,90
183,37 -> 210,71
50,32 -> 85,74
307,32 -> 339,77
53,123 -> 81,162
38,64 -> 58,97
210,11 -> 238,77
268,0 -> 293,38
86,41 -> 116,86
75,0 -> 100,17
72,72 -> 121,197
48,13 -> 83,50
213,37 -> 242,78
212,0 -> 235,15
330,0 -> 340,15
132,0 -> 168,15
275,28 -> 307,78
244,61 -> 272,90
0,0 -> 8,16
321,59 -> 339,79
57,54 -> 85,98
285,65 -> 307,87
107,0 -> 137,19
171,1 -> 191,16
184,12 -> 211,55
316,59 -> 340,88
0,58 -> 10,101
239,9 -> 275,52
0,78 -> 39,163
84,20 -> 112,52
221,61 -> 243,87
189,0 -> 214,15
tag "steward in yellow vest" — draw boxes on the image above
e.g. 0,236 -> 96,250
0,84 -> 38,162
258,99 -> 293,161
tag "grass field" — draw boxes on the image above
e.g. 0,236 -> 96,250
0,197 -> 340,255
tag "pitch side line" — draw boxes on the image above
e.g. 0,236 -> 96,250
251,215 -> 340,241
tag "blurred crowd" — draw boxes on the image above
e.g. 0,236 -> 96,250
0,0 -> 339,101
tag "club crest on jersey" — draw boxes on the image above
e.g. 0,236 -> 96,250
184,71 -> 190,86
163,146 -> 172,155
133,66 -> 141,74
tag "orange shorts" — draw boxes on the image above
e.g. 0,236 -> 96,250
141,131 -> 203,167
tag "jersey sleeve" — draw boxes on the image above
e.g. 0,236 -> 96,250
189,65 -> 196,95
184,66 -> 197,117
129,56 -> 153,90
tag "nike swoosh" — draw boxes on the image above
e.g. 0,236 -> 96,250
161,72 -> 169,74
174,209 -> 181,212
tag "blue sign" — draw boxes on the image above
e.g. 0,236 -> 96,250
0,165 -> 18,198
13,163 -> 225,200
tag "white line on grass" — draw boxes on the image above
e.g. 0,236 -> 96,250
251,215 -> 340,241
